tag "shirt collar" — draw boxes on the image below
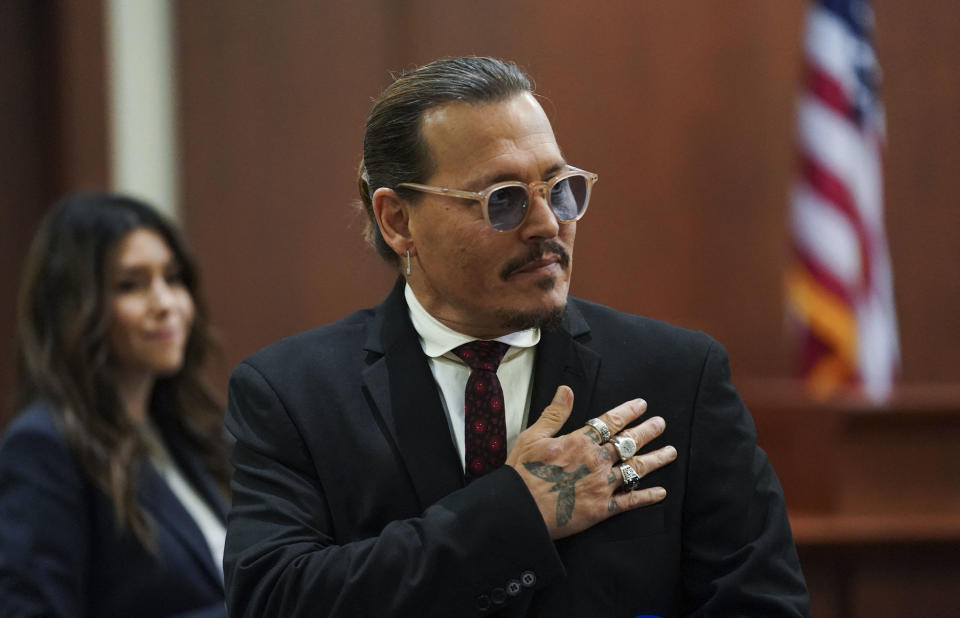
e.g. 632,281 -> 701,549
405,283 -> 540,358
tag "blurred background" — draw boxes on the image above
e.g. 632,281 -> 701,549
2,1 -> 958,615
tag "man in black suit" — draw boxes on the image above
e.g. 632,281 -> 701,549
223,57 -> 809,617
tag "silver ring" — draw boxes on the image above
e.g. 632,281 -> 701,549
619,463 -> 642,491
584,418 -> 611,444
609,436 -> 638,462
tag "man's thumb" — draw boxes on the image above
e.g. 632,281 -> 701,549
530,385 -> 574,437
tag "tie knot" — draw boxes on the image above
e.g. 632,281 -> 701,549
453,340 -> 509,372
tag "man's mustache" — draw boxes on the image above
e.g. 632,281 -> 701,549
500,240 -> 571,280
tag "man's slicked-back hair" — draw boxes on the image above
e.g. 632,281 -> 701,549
357,56 -> 533,264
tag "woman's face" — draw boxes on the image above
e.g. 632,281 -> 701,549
106,228 -> 195,381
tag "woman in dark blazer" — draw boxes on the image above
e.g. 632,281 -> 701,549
0,194 -> 230,617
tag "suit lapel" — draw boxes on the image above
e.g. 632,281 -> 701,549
361,279 -> 465,510
528,299 -> 602,435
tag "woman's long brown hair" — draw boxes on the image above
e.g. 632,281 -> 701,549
15,193 -> 229,548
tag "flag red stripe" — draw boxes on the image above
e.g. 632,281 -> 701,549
799,154 -> 873,290
800,327 -> 829,375
805,62 -> 857,123
793,243 -> 855,305
799,328 -> 859,384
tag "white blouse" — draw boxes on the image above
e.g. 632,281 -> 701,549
140,421 -> 226,580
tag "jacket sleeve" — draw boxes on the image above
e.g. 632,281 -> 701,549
681,339 -> 810,616
0,415 -> 91,618
223,361 -> 564,617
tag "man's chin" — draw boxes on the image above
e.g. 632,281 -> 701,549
496,302 -> 567,332
534,275 -> 557,292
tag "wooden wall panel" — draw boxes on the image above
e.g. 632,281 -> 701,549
49,0 -> 109,193
0,0 -> 107,424
874,2 -> 960,384
177,1 -> 397,377
0,1 -> 53,421
800,544 -> 960,618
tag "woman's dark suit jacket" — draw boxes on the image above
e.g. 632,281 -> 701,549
0,401 -> 228,617
224,280 -> 809,617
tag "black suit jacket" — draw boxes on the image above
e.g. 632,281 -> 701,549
224,281 -> 809,617
0,401 -> 228,618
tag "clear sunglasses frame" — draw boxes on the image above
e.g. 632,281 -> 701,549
397,165 -> 599,231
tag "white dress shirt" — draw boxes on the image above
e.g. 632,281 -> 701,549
405,284 -> 539,470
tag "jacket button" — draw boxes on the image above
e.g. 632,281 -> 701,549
506,580 -> 522,596
521,571 -> 537,587
491,588 -> 506,605
476,594 -> 490,611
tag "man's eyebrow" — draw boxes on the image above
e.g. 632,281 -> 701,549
470,162 -> 568,190
542,162 -> 567,179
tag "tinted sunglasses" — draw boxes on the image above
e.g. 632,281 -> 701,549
398,166 -> 598,231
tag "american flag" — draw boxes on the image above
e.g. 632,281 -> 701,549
786,0 -> 899,401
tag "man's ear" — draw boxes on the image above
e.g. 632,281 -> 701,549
372,187 -> 413,255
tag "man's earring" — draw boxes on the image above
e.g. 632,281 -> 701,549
405,250 -> 411,276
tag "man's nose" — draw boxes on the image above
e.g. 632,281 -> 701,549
518,186 -> 560,239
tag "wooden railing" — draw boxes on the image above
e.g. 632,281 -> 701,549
744,381 -> 960,617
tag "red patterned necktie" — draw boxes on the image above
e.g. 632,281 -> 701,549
452,340 -> 510,483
